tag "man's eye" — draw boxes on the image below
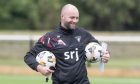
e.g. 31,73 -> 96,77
70,17 -> 79,20
70,17 -> 75,19
76,17 -> 79,19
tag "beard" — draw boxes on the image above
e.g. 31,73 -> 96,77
64,21 -> 76,30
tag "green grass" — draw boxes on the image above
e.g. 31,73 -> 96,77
88,58 -> 140,69
0,59 -> 140,84
90,77 -> 140,84
0,74 -> 50,84
0,74 -> 140,84
0,58 -> 140,68
0,59 -> 25,66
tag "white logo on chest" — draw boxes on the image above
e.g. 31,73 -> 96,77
64,48 -> 79,61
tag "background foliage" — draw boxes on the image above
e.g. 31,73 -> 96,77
0,0 -> 140,31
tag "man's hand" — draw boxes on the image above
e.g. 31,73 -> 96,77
101,51 -> 110,63
37,65 -> 54,76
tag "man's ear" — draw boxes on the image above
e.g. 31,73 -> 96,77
61,15 -> 64,19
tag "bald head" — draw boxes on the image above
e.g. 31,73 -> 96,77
61,4 -> 79,17
60,4 -> 79,30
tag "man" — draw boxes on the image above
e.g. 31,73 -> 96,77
24,4 -> 110,84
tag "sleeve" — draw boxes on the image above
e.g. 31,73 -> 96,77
24,34 -> 50,71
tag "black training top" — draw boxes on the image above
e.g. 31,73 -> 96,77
24,25 -> 98,84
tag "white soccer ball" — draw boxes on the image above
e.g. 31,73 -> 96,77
36,51 -> 56,69
85,42 -> 102,63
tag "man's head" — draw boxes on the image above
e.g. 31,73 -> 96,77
60,4 -> 79,30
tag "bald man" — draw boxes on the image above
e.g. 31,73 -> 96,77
24,4 -> 110,84
60,4 -> 79,30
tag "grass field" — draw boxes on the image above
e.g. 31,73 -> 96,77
0,74 -> 140,84
0,31 -> 140,84
0,58 -> 140,68
0,59 -> 140,84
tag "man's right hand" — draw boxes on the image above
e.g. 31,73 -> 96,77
37,65 -> 54,76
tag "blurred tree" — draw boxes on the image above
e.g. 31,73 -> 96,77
63,0 -> 140,31
0,0 -> 140,31
124,0 -> 140,30
0,0 -> 61,30
82,0 -> 135,30
36,0 -> 61,30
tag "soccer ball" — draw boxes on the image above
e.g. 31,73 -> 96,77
36,51 -> 56,69
85,42 -> 102,63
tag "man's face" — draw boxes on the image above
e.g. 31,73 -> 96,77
61,10 -> 79,30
